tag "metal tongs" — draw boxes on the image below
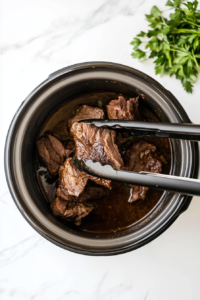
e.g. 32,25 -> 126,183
74,119 -> 200,197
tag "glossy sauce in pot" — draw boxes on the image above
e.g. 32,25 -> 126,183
36,92 -> 171,233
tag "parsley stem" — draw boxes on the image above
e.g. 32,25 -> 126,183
192,50 -> 200,70
168,45 -> 189,55
162,8 -> 173,12
172,36 -> 175,60
160,16 -> 168,26
182,20 -> 200,28
171,29 -> 200,34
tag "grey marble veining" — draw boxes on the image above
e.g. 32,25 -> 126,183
1,0 -> 200,299
0,0 -> 146,57
0,235 -> 42,267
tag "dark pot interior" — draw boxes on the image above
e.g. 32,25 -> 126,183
4,62 -> 199,255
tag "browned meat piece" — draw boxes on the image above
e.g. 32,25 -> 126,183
125,140 -> 163,173
85,175 -> 111,189
78,185 -> 107,202
58,158 -> 111,199
57,184 -> 107,202
115,132 -> 129,147
51,197 -> 94,226
47,134 -> 67,161
64,139 -> 75,157
56,187 -> 75,201
107,96 -> 143,121
124,140 -> 167,202
37,138 -> 60,176
52,121 -> 69,140
58,158 -> 88,197
36,134 -> 74,176
71,122 -> 124,170
68,105 -> 105,128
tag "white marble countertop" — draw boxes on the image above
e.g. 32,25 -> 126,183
1,0 -> 200,299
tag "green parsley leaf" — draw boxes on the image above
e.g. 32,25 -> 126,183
166,0 -> 181,7
187,57 -> 193,68
130,38 -> 142,50
151,6 -> 162,17
193,36 -> 199,50
149,51 -> 159,58
188,34 -> 197,44
127,136 -> 135,142
182,78 -> 193,93
166,0 -> 174,7
124,184 -> 131,190
155,63 -> 166,76
177,35 -> 189,46
97,100 -> 103,108
137,31 -> 146,37
130,0 -> 200,93
131,49 -> 146,60
173,56 -> 189,64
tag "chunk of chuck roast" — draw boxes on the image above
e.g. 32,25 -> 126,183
57,158 -> 111,199
124,140 -> 167,202
36,134 -> 75,176
71,122 -> 124,170
106,96 -> 143,121
68,105 -> 105,128
56,183 -> 107,202
51,197 -> 94,226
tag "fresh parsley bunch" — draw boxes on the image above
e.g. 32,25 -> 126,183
131,0 -> 200,93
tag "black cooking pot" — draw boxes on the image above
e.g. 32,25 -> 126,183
4,62 -> 199,255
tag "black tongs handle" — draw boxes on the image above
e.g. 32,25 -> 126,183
74,158 -> 200,197
82,119 -> 200,141
139,171 -> 200,197
115,170 -> 200,197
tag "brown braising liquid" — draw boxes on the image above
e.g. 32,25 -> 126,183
36,92 -> 171,233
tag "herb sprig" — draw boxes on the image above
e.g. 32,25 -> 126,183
97,100 -> 103,108
124,183 -> 131,190
131,0 -> 200,93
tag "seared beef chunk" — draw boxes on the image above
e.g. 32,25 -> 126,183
57,184 -> 107,202
37,138 -> 59,176
115,132 -> 130,147
36,134 -> 75,176
107,96 -> 143,121
125,140 -> 163,173
78,184 -> 107,202
64,139 -> 75,155
86,175 -> 111,189
58,158 -> 88,197
51,197 -> 94,226
52,121 -> 69,140
53,157 -> 108,225
56,187 -> 75,201
71,122 -> 124,170
58,158 -> 111,199
68,105 -> 105,128
124,140 -> 167,202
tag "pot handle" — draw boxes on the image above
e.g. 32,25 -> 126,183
178,196 -> 192,215
48,63 -> 95,79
